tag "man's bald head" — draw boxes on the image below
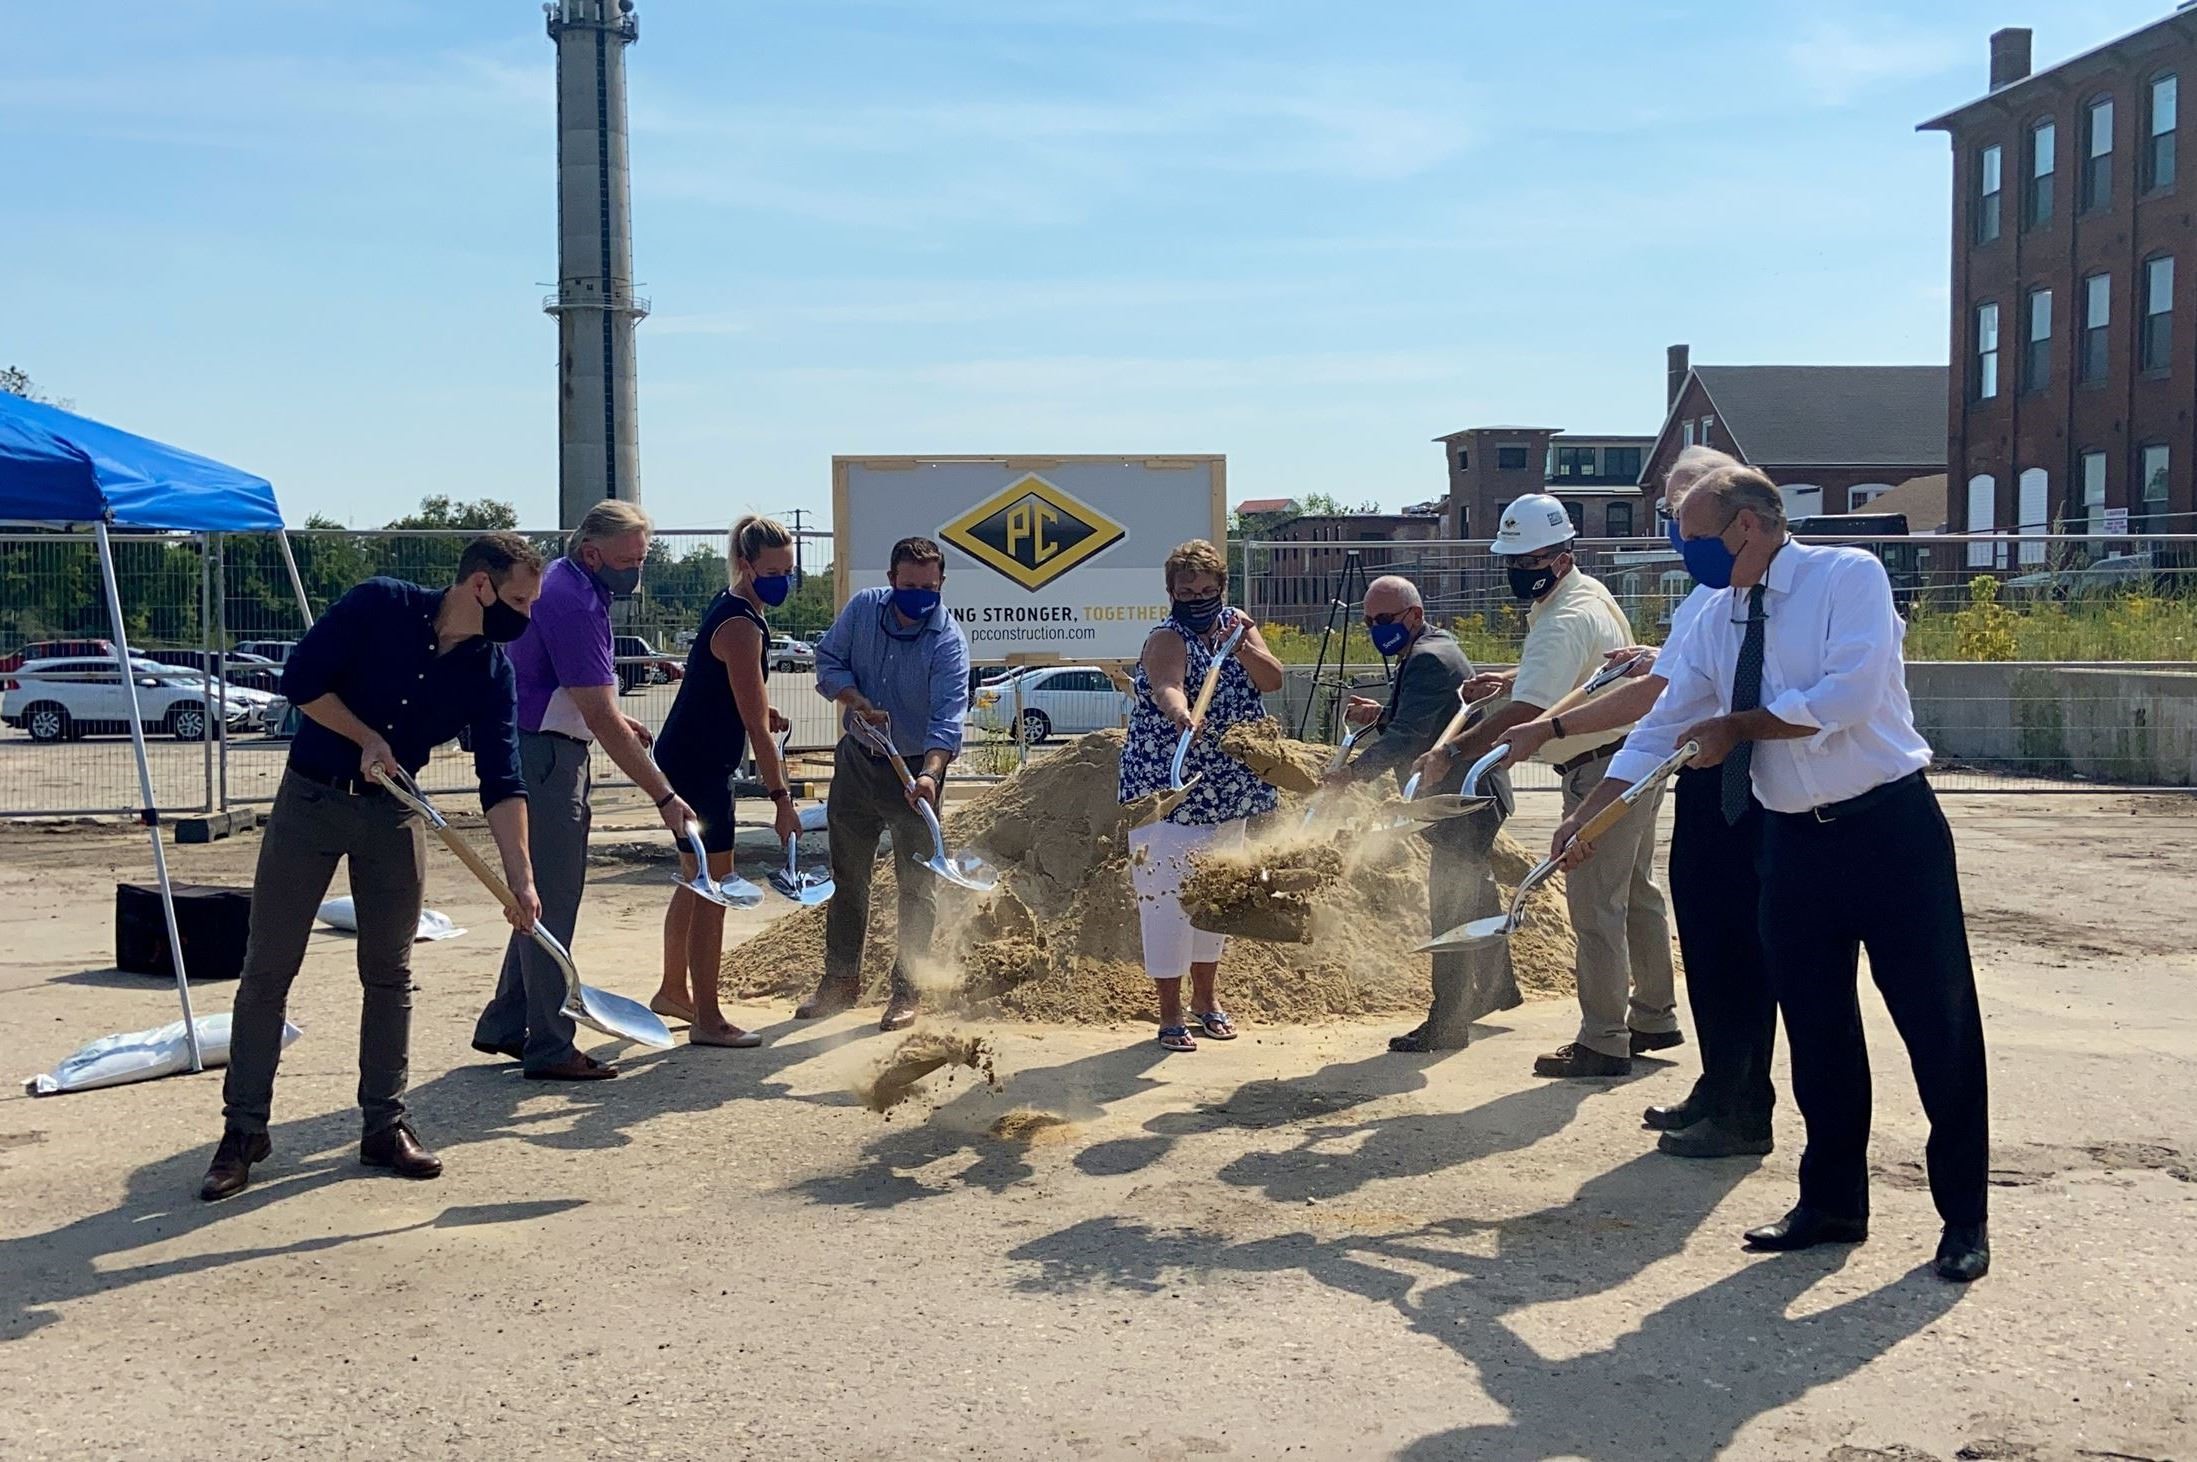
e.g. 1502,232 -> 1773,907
1364,576 -> 1422,615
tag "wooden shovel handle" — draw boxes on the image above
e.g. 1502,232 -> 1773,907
1186,637 -> 1231,726
1567,740 -> 1699,849
431,825 -> 522,918
1430,690 -> 1480,753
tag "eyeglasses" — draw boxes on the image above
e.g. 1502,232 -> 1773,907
1362,611 -> 1408,631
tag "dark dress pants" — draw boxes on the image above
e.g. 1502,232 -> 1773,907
1758,775 -> 1990,1227
1667,766 -> 1776,1132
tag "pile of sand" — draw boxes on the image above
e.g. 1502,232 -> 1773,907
1179,838 -> 1346,943
722,729 -> 1579,1025
1217,717 -> 1327,793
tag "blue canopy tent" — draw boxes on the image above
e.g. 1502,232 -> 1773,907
2,392 -> 316,1075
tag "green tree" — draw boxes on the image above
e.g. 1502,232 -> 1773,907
384,495 -> 519,531
0,365 -> 73,410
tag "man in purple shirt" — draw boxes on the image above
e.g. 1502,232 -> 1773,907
472,500 -> 696,1080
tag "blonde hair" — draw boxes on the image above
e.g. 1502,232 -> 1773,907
1164,539 -> 1228,596
566,499 -> 652,556
728,513 -> 793,582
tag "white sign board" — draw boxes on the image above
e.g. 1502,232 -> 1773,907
833,456 -> 1226,663
2103,507 -> 2130,536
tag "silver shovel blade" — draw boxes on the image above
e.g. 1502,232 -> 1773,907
1388,794 -> 1494,824
770,869 -> 836,906
928,853 -> 998,894
1416,912 -> 1519,952
672,868 -> 736,909
562,984 -> 678,1049
529,925 -> 675,1049
714,874 -> 766,908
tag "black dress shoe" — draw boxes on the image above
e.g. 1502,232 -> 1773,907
794,973 -> 860,1021
1934,1222 -> 1990,1283
199,1128 -> 271,1202
470,1038 -> 524,1062
1657,1118 -> 1774,1160
360,1120 -> 443,1180
1388,1022 -> 1428,1052
1642,1098 -> 1705,1132
1532,1043 -> 1632,1079
1629,1028 -> 1685,1055
1743,1206 -> 1868,1252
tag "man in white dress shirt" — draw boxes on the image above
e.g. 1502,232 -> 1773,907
1556,464 -> 1990,1284
1492,448 -> 1780,1160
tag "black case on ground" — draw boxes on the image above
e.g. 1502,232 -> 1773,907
114,883 -> 252,981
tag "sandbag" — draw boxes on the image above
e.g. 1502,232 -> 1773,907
25,1013 -> 301,1097
317,897 -> 465,942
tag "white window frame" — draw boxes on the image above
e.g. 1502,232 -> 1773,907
1967,473 -> 1999,568
2017,467 -> 2050,565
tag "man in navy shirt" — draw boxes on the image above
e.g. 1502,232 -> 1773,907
200,532 -> 547,1201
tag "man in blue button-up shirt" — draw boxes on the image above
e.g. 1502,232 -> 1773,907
200,532 -> 546,1203
803,535 -> 969,1031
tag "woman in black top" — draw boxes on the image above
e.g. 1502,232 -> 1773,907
649,515 -> 801,1048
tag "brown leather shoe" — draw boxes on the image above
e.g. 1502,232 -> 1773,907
523,1053 -> 619,1081
199,1128 -> 271,1202
360,1120 -> 443,1179
795,973 -> 860,1021
1531,1042 -> 1632,1079
879,995 -> 920,1032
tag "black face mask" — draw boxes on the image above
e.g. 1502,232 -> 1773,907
1171,594 -> 1225,634
1507,564 -> 1558,602
478,590 -> 531,643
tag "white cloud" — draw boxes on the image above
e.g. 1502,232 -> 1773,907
1786,16 -> 1966,106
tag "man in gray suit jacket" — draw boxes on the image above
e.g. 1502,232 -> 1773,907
1336,575 -> 1520,1052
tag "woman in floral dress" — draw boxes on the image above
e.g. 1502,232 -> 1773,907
1118,540 -> 1288,1051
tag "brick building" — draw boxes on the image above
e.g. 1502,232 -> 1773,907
1640,345 -> 1948,522
1253,512 -> 1453,628
1434,426 -> 1652,543
1921,12 -> 2197,564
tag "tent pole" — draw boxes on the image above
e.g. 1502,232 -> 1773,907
276,530 -> 316,628
202,533 -> 217,813
95,522 -> 203,1072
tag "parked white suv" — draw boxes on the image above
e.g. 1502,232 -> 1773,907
769,636 -> 816,673
967,665 -> 1130,744
1,658 -> 268,742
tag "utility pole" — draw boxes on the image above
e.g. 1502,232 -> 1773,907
782,507 -> 809,582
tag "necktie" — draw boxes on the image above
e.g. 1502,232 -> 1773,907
1722,585 -> 1766,825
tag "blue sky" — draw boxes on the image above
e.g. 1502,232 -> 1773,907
1,1 -> 2174,532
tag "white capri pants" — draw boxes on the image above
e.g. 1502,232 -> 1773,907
1127,817 -> 1247,980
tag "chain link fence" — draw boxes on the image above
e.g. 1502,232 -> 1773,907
1,526 -> 845,816
1247,532 -> 2197,793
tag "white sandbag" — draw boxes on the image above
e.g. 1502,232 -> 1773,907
317,896 -> 464,942
25,1013 -> 301,1097
800,803 -> 829,833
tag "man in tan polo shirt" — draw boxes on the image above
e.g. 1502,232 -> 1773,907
1416,493 -> 1678,1078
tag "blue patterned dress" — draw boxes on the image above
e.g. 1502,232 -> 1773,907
1118,614 -> 1281,827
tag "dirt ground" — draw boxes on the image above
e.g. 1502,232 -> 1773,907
0,788 -> 2192,1462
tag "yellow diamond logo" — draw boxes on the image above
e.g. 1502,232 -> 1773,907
940,474 -> 1126,592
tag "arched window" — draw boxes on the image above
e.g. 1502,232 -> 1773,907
2146,72 -> 2178,192
2027,115 -> 2057,228
1967,473 -> 2000,569
2017,467 -> 2049,565
2084,93 -> 2116,212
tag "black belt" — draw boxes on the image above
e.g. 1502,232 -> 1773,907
1552,738 -> 1629,777
1787,771 -> 1926,824
524,728 -> 590,747
287,761 -> 390,798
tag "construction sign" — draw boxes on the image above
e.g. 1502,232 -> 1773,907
833,456 -> 1227,662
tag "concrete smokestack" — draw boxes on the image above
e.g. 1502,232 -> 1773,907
545,0 -> 646,528
1666,343 -> 1690,407
1989,28 -> 2033,92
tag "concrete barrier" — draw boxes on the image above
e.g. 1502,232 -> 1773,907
1278,661 -> 2197,788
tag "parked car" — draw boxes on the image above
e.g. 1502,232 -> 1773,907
233,640 -> 299,665
967,665 -> 1130,744
0,638 -> 115,675
612,634 -> 681,695
1,657 -> 266,742
768,636 -> 816,673
144,648 -> 285,693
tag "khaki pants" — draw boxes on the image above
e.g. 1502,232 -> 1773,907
1561,752 -> 1677,1059
223,769 -> 427,1137
824,737 -> 942,998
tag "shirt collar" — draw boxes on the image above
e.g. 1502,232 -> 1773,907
1760,537 -> 1803,597
561,555 -> 613,605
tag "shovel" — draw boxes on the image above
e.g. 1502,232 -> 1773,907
769,832 -> 834,905
1417,739 -> 1698,953
1136,620 -> 1248,827
674,820 -> 764,909
849,719 -> 999,893
1298,724 -> 1369,829
369,766 -> 674,1050
1380,687 -> 1495,829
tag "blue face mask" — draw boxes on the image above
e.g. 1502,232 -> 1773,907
890,586 -> 941,622
1679,526 -> 1738,590
753,574 -> 791,607
1368,618 -> 1413,658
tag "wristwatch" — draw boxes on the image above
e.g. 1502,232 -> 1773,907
768,787 -> 794,804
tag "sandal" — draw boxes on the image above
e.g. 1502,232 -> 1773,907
689,1024 -> 763,1049
1158,1025 -> 1198,1053
1193,1009 -> 1239,1041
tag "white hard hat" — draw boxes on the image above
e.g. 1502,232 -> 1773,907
1490,493 -> 1575,556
